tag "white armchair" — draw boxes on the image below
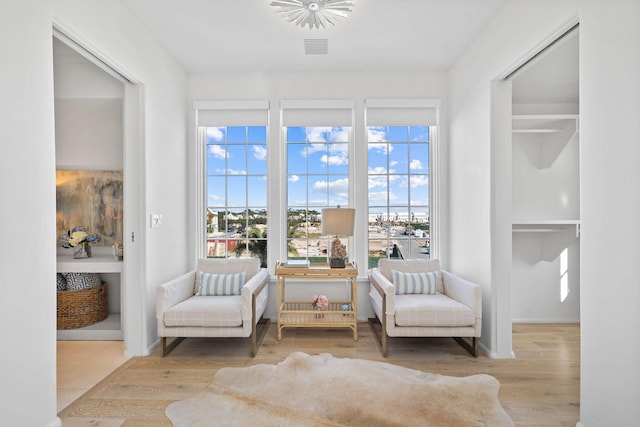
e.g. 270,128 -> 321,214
368,259 -> 482,357
157,258 -> 270,357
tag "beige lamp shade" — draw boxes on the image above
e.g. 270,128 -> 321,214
321,207 -> 355,236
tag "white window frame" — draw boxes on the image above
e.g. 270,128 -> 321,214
364,99 -> 441,264
279,100 -> 355,263
194,100 -> 270,261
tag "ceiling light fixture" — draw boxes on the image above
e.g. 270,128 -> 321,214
270,0 -> 355,30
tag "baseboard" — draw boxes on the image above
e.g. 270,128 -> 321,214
46,416 -> 62,427
480,341 -> 515,359
512,319 -> 580,324
145,338 -> 160,356
575,422 -> 585,427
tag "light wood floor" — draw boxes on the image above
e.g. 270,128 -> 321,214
58,323 -> 579,426
57,340 -> 130,413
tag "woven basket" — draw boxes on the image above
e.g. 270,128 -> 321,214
57,283 -> 108,329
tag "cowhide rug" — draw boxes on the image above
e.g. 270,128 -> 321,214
166,352 -> 514,426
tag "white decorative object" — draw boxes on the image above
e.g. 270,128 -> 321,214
270,0 -> 355,30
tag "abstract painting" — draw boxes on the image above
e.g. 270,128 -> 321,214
56,170 -> 123,247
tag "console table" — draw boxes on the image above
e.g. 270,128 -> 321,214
275,261 -> 358,341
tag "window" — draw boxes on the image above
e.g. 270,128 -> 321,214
195,101 -> 269,267
205,126 -> 268,265
366,100 -> 438,268
281,100 -> 354,263
286,126 -> 351,261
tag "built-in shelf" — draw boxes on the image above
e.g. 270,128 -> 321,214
512,220 -> 580,237
512,114 -> 579,134
57,249 -> 123,340
56,313 -> 122,340
56,254 -> 123,273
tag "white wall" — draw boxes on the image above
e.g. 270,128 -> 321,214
511,229 -> 580,323
580,0 -> 640,425
449,0 -> 579,358
0,1 -> 59,426
55,98 -> 124,169
450,0 -> 640,424
0,1 -> 187,424
54,43 -> 124,170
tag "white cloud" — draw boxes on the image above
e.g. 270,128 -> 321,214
368,142 -> 393,155
305,126 -> 350,143
410,175 -> 429,187
307,198 -> 329,205
305,143 -> 327,156
369,191 -> 395,202
399,175 -> 429,188
312,178 -> 349,198
367,174 -> 402,189
289,175 -> 300,182
368,176 -> 386,189
410,159 -> 424,170
307,128 -> 328,143
321,154 -> 348,165
206,127 -> 224,141
367,127 -> 386,142
368,166 -> 387,174
208,144 -> 228,159
225,168 -> 246,175
328,127 -> 349,142
252,145 -> 267,161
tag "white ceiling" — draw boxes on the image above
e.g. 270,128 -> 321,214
119,0 -> 510,73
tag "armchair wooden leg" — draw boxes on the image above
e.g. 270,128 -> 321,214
161,336 -> 185,357
368,317 -> 388,357
453,337 -> 479,357
250,316 -> 271,357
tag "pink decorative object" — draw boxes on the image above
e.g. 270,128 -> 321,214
312,294 -> 329,310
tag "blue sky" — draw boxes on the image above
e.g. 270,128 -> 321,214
287,126 -> 349,208
367,126 -> 430,216
206,126 -> 267,209
205,125 -> 430,217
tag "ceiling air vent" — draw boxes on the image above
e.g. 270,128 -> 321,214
304,39 -> 328,55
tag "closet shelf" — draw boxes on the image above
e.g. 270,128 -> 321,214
512,129 -> 563,134
512,114 -> 579,133
512,114 -> 579,120
512,220 -> 580,237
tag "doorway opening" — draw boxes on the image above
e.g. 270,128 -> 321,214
53,25 -> 144,412
493,23 -> 580,358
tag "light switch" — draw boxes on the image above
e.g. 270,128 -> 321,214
151,214 -> 162,228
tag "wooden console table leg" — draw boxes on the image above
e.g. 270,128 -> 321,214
352,276 -> 358,341
277,275 -> 283,340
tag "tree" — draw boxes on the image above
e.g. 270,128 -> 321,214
247,228 -> 267,268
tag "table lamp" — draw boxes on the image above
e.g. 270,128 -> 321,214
321,206 -> 355,268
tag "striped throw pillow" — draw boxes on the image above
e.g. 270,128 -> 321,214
197,271 -> 246,296
392,270 -> 439,295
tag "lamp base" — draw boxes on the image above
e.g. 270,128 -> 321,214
330,258 -> 346,268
